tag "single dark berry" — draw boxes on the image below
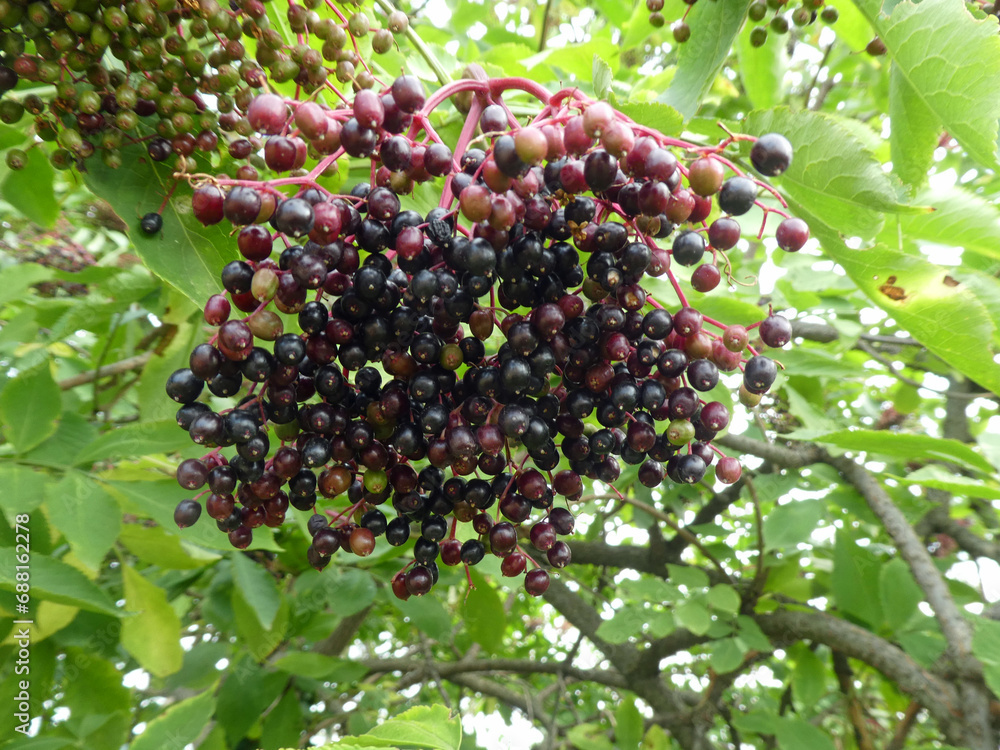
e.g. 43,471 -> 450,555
139,212 -> 163,235
750,133 -> 793,177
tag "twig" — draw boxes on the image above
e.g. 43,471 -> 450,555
803,40 -> 835,109
832,650 -> 876,750
617,492 -> 734,583
57,352 -> 154,390
744,477 -> 768,601
886,702 -> 921,750
538,0 -> 557,53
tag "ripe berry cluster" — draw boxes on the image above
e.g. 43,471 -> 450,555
652,0 -> 839,46
0,0 -> 407,172
165,69 -> 807,599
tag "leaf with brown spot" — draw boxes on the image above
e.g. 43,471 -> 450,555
878,275 -> 908,301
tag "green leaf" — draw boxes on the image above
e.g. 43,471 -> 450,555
786,427 -> 995,476
0,548 -> 120,615
776,348 -> 867,379
596,606 -> 647,644
973,619 -> 1000,696
260,690 -> 303,750
832,530 -> 884,627
891,184 -> 1000,262
880,558 -> 923,632
0,362 -> 61,453
660,0 -> 754,118
707,584 -> 741,615
273,652 -> 368,682
736,615 -> 774,652
562,724 -> 616,750
60,651 -> 131,749
593,55 -> 613,100
0,263 -> 52,309
833,1 -> 877,51
774,717 -> 836,750
0,465 -> 48,520
130,691 -> 216,750
737,25 -> 786,110
230,552 -> 282,631
898,627 -> 946,667
321,568 -> 377,618
615,700 -> 643,749
763,499 -> 824,550
215,658 -> 288,745
355,705 -> 462,750
591,0 -> 633,27
83,146 -> 239,307
853,0 -> 1000,167
667,564 -> 710,589
23,411 -> 97,466
710,638 -> 747,673
464,570 -> 506,652
888,65 -> 938,188
732,709 -> 779,735
674,600 -> 712,635
889,465 -> 1000,501
117,523 -> 221,569
120,564 -> 184,677
44,474 -> 120,571
73,419 -> 182,465
392,592 -> 453,641
790,643 -> 826,707
0,147 -> 58,227
612,99 -> 684,139
744,108 -> 910,239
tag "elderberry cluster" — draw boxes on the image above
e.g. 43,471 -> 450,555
653,0 -> 839,46
165,70 -> 807,599
0,0 -> 408,173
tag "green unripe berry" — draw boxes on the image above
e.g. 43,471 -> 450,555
792,7 -> 811,25
335,60 -> 355,83
102,6 -> 128,31
748,1 -> 767,21
347,11 -> 369,37
672,21 -> 691,42
770,14 -> 790,33
22,94 -> 44,115
26,2 -> 50,27
821,6 -> 839,22
371,28 -> 393,54
65,10 -> 92,33
749,25 -> 768,46
78,90 -> 102,115
114,110 -> 139,130
387,10 -> 408,33
0,100 -> 24,124
50,148 -> 74,170
667,419 -> 696,446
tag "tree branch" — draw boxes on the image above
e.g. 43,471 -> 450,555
543,578 -> 720,750
826,453 -> 974,662
57,352 -> 153,390
756,610 -> 962,740
832,650 -> 875,750
722,433 -> 975,666
314,604 -> 374,656
359,656 -> 628,689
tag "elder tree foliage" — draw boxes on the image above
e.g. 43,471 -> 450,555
1,1 -> 1000,750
